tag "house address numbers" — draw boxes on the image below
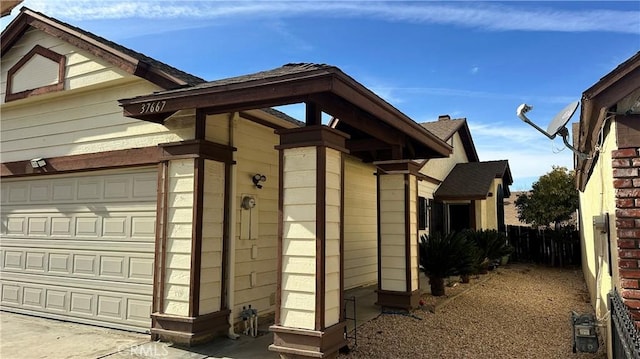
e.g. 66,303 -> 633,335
140,101 -> 167,114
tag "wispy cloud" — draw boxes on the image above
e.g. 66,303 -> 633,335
267,20 -> 314,52
470,122 -> 543,144
481,146 -> 573,178
470,120 -> 575,189
22,1 -> 640,34
370,86 -> 575,105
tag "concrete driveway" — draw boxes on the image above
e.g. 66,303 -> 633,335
0,311 -> 277,359
0,286 -> 381,358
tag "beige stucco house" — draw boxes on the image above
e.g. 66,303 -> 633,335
1,8 -> 512,358
575,51 -> 640,358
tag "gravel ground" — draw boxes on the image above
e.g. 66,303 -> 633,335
339,263 -> 607,359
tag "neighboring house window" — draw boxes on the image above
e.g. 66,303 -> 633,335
5,45 -> 66,102
418,196 -> 429,230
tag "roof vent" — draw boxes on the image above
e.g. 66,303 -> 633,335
438,115 -> 451,121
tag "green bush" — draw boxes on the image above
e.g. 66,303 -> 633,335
463,229 -> 513,265
419,232 -> 479,296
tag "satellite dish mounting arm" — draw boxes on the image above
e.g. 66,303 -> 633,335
516,100 -> 590,160
556,127 -> 589,160
516,104 -> 556,140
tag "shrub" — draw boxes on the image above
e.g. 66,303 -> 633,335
463,229 -> 513,271
419,232 -> 479,296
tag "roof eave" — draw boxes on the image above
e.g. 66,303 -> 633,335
576,52 -> 640,191
330,69 -> 452,158
459,120 -> 480,162
119,66 -> 453,158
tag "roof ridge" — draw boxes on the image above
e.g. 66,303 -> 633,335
420,118 -> 466,125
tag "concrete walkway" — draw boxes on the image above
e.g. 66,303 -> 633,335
0,285 -> 382,359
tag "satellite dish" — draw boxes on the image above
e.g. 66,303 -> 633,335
516,100 -> 589,159
546,100 -> 579,138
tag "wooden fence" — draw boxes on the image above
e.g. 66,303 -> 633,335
506,225 -> 581,267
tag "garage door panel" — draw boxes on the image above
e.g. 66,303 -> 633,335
46,289 -> 68,311
2,280 -> 152,330
129,257 -> 154,281
3,250 -> 24,270
50,217 -> 72,236
1,283 -> 20,304
1,238 -> 154,253
25,251 -> 46,272
2,250 -> 154,287
52,181 -> 74,201
28,217 -> 48,236
4,216 -> 25,235
3,171 -> 157,205
6,184 -> 27,203
23,286 -> 44,308
48,253 -> 71,274
3,271 -> 152,296
0,168 -> 156,332
98,294 -> 122,314
2,212 -> 155,242
29,183 -> 50,202
71,292 -> 95,315
1,204 -> 156,214
127,298 -> 152,323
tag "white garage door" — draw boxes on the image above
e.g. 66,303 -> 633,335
0,168 -> 157,332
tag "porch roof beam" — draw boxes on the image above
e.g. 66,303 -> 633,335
119,66 -> 452,159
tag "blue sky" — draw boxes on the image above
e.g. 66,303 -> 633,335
2,1 -> 639,190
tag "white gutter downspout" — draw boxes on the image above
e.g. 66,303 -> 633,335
227,112 -> 240,339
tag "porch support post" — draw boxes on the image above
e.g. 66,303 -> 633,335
269,125 -> 349,359
375,160 -> 421,310
150,139 -> 235,346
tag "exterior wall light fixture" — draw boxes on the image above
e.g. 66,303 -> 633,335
30,158 -> 47,169
252,174 -> 267,189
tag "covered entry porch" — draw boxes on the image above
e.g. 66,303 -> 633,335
119,63 -> 452,358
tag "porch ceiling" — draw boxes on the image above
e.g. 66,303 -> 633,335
118,63 -> 452,162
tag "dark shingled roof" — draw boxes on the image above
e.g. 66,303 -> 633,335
420,118 -> 479,162
434,160 -> 512,200
421,118 -> 465,141
140,63 -> 334,97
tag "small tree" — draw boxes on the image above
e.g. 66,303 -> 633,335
515,166 -> 578,229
